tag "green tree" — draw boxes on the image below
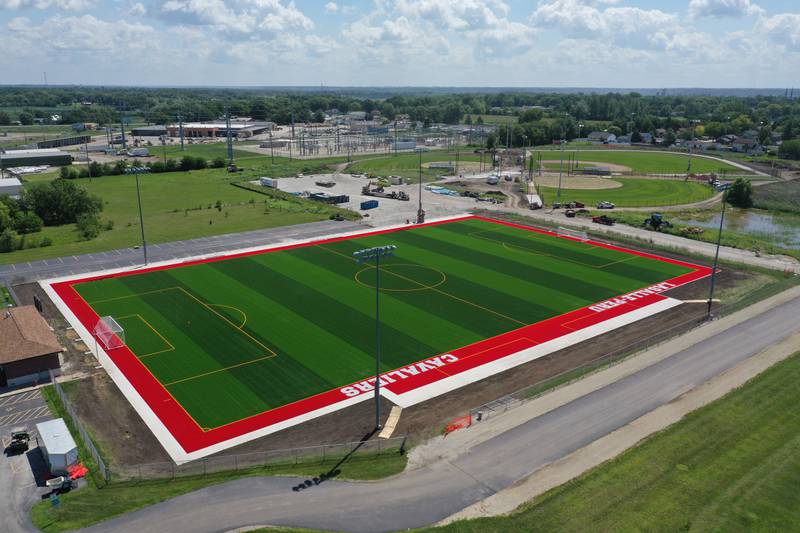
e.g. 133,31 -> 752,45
779,139 -> 800,160
76,212 -> 102,240
14,212 -> 43,234
486,132 -> 497,151
0,228 -> 19,253
0,111 -> 10,125
726,178 -> 753,208
631,131 -> 642,143
0,202 -> 11,232
18,112 -> 33,125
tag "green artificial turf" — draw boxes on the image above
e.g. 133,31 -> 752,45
74,218 -> 692,429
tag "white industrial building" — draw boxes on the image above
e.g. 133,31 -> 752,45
0,177 -> 22,197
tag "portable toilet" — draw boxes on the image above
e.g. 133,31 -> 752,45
36,418 -> 78,474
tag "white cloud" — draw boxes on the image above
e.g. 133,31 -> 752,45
127,2 -> 146,16
688,0 -> 763,19
0,0 -> 94,9
324,1 -> 337,13
6,14 -> 154,53
757,13 -> 800,51
157,0 -> 313,34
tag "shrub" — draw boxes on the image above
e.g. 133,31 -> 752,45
76,213 -> 102,240
212,157 -> 226,168
0,229 -> 20,252
14,212 -> 44,234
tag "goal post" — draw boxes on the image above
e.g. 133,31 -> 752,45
556,226 -> 589,242
94,316 -> 125,351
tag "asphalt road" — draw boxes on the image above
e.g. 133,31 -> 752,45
0,220 -> 362,285
79,293 -> 800,533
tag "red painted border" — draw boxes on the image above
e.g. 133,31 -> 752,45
50,216 -> 711,454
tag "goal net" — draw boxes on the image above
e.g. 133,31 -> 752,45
557,226 -> 589,242
94,316 -> 125,351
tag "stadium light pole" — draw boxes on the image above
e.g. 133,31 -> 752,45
707,195 -> 727,319
125,166 -> 150,266
353,245 -> 398,430
416,148 -> 425,223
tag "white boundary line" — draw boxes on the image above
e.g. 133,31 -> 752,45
41,215 -> 683,463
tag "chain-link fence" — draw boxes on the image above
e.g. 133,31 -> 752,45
109,436 -> 407,482
469,277 -> 800,424
49,369 -> 110,482
46,372 -> 406,484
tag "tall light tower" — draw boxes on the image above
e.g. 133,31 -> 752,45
416,148 -> 425,223
225,108 -> 234,164
353,244 -> 397,430
124,166 -> 151,265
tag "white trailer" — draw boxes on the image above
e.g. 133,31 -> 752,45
36,418 -> 78,474
259,177 -> 279,189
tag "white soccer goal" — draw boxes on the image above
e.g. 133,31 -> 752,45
94,316 -> 125,351
557,226 -> 589,242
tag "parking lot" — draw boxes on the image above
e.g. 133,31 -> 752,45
1,389 -> 54,533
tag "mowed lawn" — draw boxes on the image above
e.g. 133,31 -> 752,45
73,218 -> 691,429
537,178 -> 715,207
539,150 -> 743,174
431,351 -> 800,533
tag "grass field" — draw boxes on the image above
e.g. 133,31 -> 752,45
0,164 -> 352,264
537,178 -> 715,207
73,218 -> 692,430
753,180 -> 800,214
537,150 -> 743,174
431,350 -> 800,533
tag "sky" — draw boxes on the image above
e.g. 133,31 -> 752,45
0,0 -> 798,88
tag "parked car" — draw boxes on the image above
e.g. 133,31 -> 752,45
596,201 -> 615,209
592,215 -> 616,226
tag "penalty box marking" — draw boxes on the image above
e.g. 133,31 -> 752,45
90,285 -> 278,391
469,229 -> 641,270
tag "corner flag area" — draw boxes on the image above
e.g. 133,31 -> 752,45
44,216 -> 711,462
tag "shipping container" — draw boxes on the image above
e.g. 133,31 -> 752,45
360,199 -> 379,210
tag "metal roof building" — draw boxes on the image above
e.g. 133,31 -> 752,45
36,418 -> 78,473
0,149 -> 72,168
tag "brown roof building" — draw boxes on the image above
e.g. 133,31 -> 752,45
0,306 -> 62,388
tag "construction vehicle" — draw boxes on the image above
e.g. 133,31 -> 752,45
315,180 -> 336,188
227,164 -> 244,173
564,201 -> 585,209
592,215 -> 615,226
644,213 -> 673,231
362,182 -> 410,201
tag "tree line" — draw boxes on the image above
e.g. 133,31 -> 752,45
0,179 -> 104,252
1,87 -> 798,141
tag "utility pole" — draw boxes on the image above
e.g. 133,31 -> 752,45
707,197 -> 727,318
178,115 -> 185,151
353,245 -> 398,431
269,129 -> 274,164
225,108 -> 234,164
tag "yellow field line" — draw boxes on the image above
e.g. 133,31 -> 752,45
318,244 -> 527,327
87,286 -> 181,305
163,354 -> 275,387
470,230 -> 634,270
117,314 -> 177,359
208,304 -> 247,329
176,287 -> 276,357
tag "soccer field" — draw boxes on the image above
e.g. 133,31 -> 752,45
49,217 -> 709,460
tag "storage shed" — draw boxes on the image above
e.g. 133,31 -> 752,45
36,418 -> 78,474
0,306 -> 63,387
0,177 -> 22,198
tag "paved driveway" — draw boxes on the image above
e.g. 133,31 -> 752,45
0,389 -> 54,533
